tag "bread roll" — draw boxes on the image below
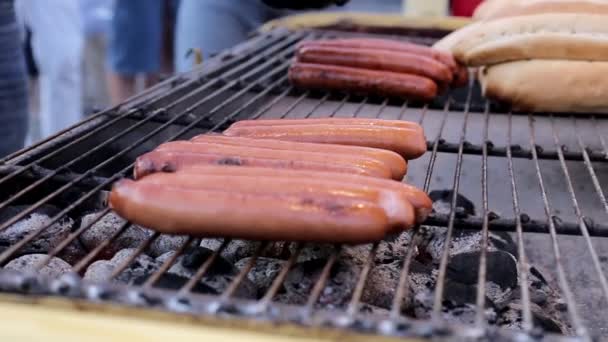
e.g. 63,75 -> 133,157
484,0 -> 608,19
473,0 -> 527,20
450,14 -> 608,66
480,60 -> 608,113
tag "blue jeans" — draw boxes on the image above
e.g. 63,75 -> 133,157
174,0 -> 280,72
0,0 -> 28,157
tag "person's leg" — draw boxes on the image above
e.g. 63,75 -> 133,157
174,0 -> 281,72
17,0 -> 83,138
107,0 -> 163,105
0,0 -> 28,156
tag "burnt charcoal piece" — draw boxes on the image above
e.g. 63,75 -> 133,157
447,251 -> 518,290
79,212 -> 153,259
498,302 -> 565,334
199,239 -> 261,263
155,247 -> 256,299
0,205 -> 74,256
429,190 -> 476,216
235,257 -> 285,296
276,259 -> 359,308
4,254 -> 72,278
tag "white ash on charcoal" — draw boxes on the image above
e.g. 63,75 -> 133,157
155,247 -> 256,299
84,248 -> 160,284
0,205 -> 85,264
79,212 -> 152,259
235,257 -> 285,296
148,234 -> 189,258
4,254 -> 72,278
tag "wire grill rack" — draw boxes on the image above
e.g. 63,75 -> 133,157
0,28 -> 607,341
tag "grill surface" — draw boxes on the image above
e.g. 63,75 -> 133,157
0,28 -> 608,341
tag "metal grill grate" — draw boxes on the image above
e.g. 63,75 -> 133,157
0,28 -> 607,340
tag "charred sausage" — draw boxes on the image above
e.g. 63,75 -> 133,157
223,123 -> 427,160
154,141 -> 394,179
133,150 -> 389,180
288,62 -> 438,101
189,134 -> 407,180
296,45 -> 453,85
109,178 -> 389,243
138,172 -> 416,229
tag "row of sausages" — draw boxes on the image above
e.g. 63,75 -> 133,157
289,38 -> 469,102
109,118 -> 433,243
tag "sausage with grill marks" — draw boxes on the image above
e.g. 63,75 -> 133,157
223,123 -> 427,160
190,134 -> 407,180
138,172 -> 416,229
133,150 -> 389,180
288,62 -> 438,102
297,38 -> 458,73
177,165 -> 432,224
295,45 -> 453,86
154,140 -> 394,179
109,178 -> 390,243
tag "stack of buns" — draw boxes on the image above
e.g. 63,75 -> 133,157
434,0 -> 608,113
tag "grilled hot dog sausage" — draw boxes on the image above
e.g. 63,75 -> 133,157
190,134 -> 407,180
297,38 -> 458,73
177,165 -> 432,224
288,62 -> 438,101
226,117 -> 423,133
133,150 -> 389,180
296,45 -> 453,85
223,124 -> 427,160
109,178 -> 389,243
138,172 -> 416,229
154,141 -> 394,179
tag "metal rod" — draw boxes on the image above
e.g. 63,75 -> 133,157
258,243 -> 303,309
109,232 -> 161,280
304,245 -> 341,313
527,114 -> 586,337
432,85 -> 473,318
551,116 -> 608,314
143,237 -> 197,289
178,239 -> 231,295
347,242 -> 379,316
506,112 -> 533,332
474,102 -> 490,327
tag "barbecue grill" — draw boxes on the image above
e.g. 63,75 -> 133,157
1,26 -> 607,341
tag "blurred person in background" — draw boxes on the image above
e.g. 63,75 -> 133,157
0,0 -> 28,157
174,0 -> 350,72
107,0 -> 178,105
81,0 -> 112,114
15,0 -> 83,138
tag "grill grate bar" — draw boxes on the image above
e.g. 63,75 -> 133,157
258,243 -> 303,309
304,245 -> 341,314
178,239 -> 231,295
432,84 -> 473,317
0,74 -> 183,165
390,102 -> 444,320
73,219 -> 132,272
347,242 -> 379,316
527,114 -> 586,337
551,116 -> 608,310
474,102 -> 491,327
506,112 -> 533,332
217,242 -> 269,304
